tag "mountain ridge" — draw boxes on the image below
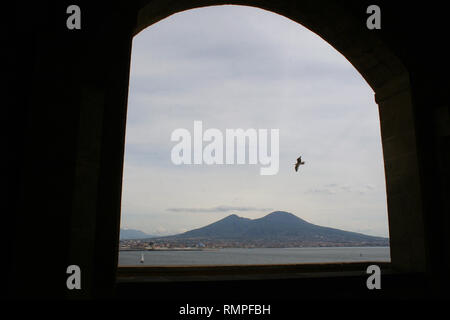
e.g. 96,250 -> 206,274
120,228 -> 155,240
151,211 -> 389,247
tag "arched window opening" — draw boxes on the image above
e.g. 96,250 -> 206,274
118,5 -> 390,266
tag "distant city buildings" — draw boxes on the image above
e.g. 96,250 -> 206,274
119,238 -> 388,251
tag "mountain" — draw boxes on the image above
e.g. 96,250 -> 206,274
157,211 -> 388,246
120,228 -> 154,240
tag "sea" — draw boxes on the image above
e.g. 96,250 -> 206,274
118,246 -> 390,266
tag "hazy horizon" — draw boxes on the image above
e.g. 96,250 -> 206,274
120,210 -> 390,239
120,5 -> 389,238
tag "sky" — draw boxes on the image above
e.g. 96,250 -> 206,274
120,5 -> 389,238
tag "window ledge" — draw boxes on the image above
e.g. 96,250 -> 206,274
116,261 -> 392,283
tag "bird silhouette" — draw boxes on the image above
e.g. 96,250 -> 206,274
294,156 -> 305,172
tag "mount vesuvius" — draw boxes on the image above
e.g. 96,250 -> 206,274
151,211 -> 389,247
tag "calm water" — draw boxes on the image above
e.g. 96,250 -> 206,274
118,247 -> 390,266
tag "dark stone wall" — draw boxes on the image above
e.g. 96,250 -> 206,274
5,0 -> 450,300
5,1 -> 138,299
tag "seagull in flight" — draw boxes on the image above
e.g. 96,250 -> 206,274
294,156 -> 305,172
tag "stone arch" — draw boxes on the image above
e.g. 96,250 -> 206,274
127,0 -> 425,273
135,1 -> 406,93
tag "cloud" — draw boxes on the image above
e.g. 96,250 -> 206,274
166,205 -> 273,213
305,188 -> 337,195
306,183 -> 377,195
